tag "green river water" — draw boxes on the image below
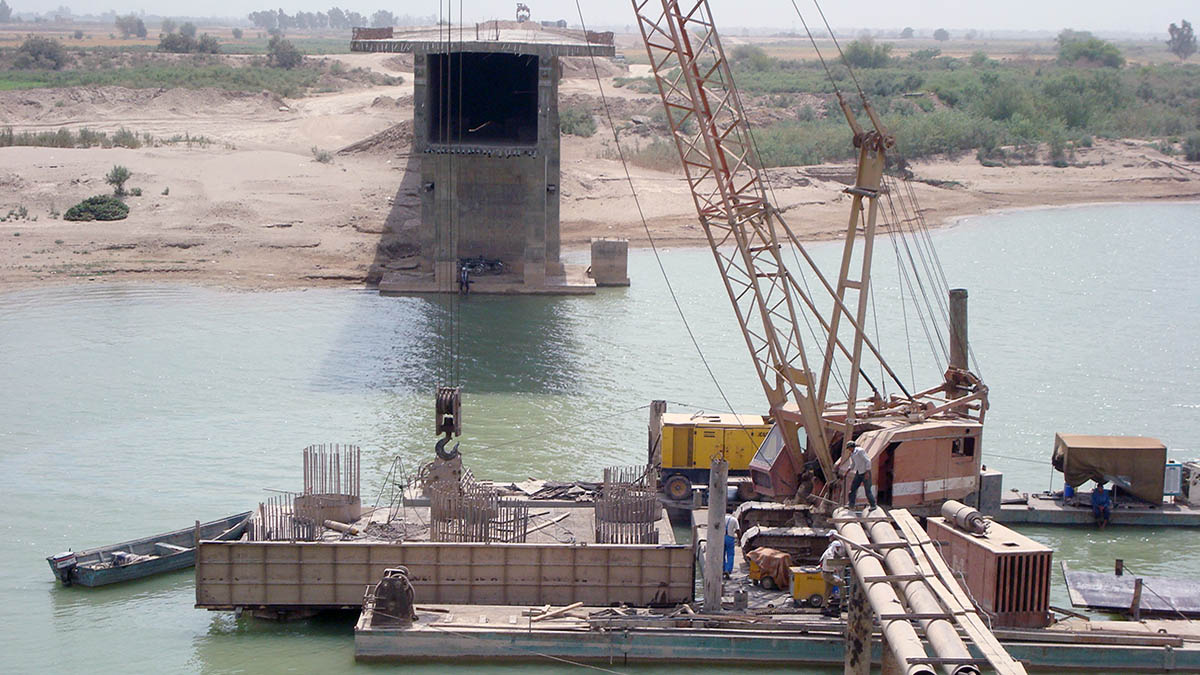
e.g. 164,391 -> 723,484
1,202 -> 1197,673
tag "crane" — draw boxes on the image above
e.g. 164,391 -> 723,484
632,0 -> 988,509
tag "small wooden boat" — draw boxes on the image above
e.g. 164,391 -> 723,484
47,511 -> 251,587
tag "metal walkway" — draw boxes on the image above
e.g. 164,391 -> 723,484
833,506 -> 1026,675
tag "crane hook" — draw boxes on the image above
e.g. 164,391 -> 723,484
434,432 -> 461,461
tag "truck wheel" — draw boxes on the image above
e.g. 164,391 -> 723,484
664,474 -> 692,501
807,593 -> 824,608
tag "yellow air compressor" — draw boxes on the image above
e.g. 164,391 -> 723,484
656,413 -> 770,501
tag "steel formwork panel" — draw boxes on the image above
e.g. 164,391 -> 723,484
196,541 -> 693,610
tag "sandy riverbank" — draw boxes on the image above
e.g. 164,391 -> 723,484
0,55 -> 1197,292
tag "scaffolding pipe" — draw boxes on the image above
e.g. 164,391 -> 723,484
865,510 -> 980,675
835,508 -> 935,675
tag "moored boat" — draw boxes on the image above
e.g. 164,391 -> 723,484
47,511 -> 250,587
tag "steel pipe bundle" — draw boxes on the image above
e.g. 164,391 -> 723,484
836,509 -> 935,675
864,508 -> 979,675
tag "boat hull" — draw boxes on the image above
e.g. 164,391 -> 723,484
48,511 -> 250,588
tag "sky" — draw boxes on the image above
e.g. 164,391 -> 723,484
10,0 -> 1196,35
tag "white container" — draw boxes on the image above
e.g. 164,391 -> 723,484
1164,462 -> 1183,497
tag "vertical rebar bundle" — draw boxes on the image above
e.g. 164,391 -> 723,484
303,443 -> 360,497
596,465 -> 661,544
429,482 -> 530,542
248,492 -> 318,542
603,465 -> 653,488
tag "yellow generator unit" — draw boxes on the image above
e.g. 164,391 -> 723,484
790,566 -> 827,608
654,411 -> 770,501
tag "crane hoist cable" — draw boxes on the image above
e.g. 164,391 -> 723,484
791,0 -> 967,378
571,0 -> 757,451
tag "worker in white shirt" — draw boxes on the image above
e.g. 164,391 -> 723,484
723,512 -> 740,579
844,441 -> 877,509
819,538 -> 848,609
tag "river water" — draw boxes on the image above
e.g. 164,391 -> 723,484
1,202 -> 1197,672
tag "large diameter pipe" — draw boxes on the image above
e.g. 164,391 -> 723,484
835,508 -> 935,675
942,499 -> 988,535
949,288 -> 968,371
702,459 -> 728,613
866,510 -> 980,675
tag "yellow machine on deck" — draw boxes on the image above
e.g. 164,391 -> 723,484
789,566 -> 827,607
657,412 -> 770,501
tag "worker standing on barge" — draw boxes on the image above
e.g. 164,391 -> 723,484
819,538 -> 848,612
845,441 -> 877,510
723,513 -> 739,579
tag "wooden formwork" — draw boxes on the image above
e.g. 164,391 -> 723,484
195,541 -> 693,610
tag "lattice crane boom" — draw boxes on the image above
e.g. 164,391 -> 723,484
633,0 -> 835,492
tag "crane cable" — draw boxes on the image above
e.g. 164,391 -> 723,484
572,0 -> 755,445
814,0 -> 979,377
792,0 -> 971,377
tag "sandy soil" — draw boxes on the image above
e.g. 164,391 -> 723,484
0,53 -> 1197,291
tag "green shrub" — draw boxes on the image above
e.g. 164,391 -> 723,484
14,36 -> 68,70
843,38 -> 893,69
624,137 -> 684,172
268,35 -> 303,69
111,127 -> 141,148
560,106 -> 597,137
105,165 -> 132,195
731,45 -> 776,71
750,119 -> 853,166
1185,135 -> 1200,162
1058,35 -> 1125,68
64,195 -> 129,221
311,146 -> 333,163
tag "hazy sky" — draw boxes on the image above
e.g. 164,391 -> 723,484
13,0 -> 1196,35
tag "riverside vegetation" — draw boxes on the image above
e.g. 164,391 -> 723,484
0,33 -> 401,97
614,29 -> 1200,168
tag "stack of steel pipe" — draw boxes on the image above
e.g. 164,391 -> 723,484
836,507 -> 981,675
835,507 -> 935,675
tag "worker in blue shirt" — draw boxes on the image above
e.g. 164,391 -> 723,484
1091,481 -> 1112,528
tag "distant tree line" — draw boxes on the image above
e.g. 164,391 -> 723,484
247,8 -> 436,31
